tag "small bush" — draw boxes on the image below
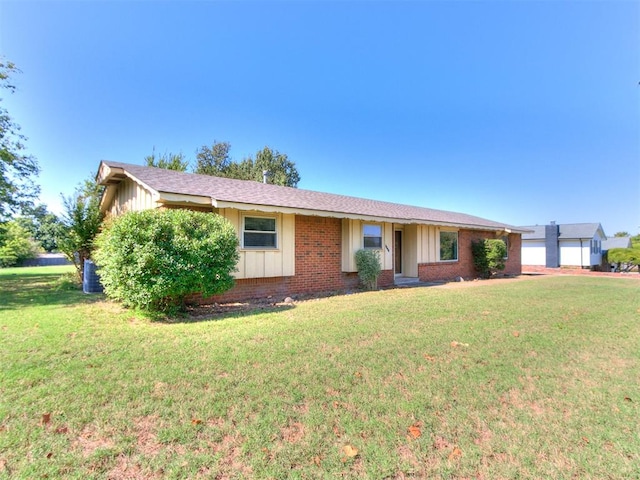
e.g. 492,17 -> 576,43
93,209 -> 239,313
355,249 -> 382,290
472,238 -> 507,279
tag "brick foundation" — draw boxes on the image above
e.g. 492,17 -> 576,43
203,215 -> 394,303
199,222 -> 522,303
419,231 -> 522,282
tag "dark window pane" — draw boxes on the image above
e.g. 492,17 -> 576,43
245,217 -> 276,232
440,232 -> 458,261
364,236 -> 382,248
244,232 -> 277,248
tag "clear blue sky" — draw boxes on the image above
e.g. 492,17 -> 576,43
1,1 -> 638,235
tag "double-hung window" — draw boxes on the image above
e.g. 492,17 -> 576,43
439,231 -> 458,261
363,224 -> 382,249
243,216 -> 277,249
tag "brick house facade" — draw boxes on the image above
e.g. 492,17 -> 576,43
97,161 -> 528,303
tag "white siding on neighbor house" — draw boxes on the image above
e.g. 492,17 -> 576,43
108,178 -> 156,215
559,240 -> 588,267
522,241 -> 546,266
219,208 -> 295,279
590,230 -> 606,266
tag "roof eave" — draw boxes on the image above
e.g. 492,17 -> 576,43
215,200 -> 525,232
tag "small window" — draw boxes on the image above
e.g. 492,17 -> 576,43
439,231 -> 458,261
363,224 -> 382,249
243,216 -> 277,248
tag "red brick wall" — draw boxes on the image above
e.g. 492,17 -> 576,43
418,231 -> 522,282
199,222 -> 522,303
203,215 -> 394,303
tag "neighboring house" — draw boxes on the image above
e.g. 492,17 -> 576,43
97,161 -> 528,302
601,236 -> 632,251
601,236 -> 633,272
520,222 -> 607,269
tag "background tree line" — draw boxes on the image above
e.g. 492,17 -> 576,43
145,141 -> 300,188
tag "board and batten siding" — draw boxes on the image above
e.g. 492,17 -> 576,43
219,208 -> 295,279
106,178 -> 156,216
341,221 -> 453,274
341,219 -> 393,272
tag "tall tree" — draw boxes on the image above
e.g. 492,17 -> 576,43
250,146 -> 300,187
16,203 -> 64,252
195,142 -> 301,187
0,60 -> 40,220
145,149 -> 189,171
59,175 -> 104,281
194,141 -> 231,176
614,231 -> 630,237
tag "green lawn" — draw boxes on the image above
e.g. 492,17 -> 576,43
1,267 -> 639,479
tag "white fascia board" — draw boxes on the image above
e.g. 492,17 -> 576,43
215,200 -> 521,233
157,192 -> 212,205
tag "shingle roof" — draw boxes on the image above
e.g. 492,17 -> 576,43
520,223 -> 604,240
100,161 -> 527,232
602,237 -> 632,250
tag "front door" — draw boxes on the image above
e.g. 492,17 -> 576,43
394,230 -> 402,274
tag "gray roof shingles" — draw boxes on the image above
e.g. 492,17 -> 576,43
520,223 -> 604,240
102,161 -> 525,232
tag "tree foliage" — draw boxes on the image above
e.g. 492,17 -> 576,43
59,176 -> 104,281
0,220 -> 41,267
607,247 -> 640,273
194,142 -> 300,187
145,149 -> 189,171
93,209 -> 239,314
472,238 -> 507,279
0,60 -> 40,220
16,204 -> 64,252
355,249 -> 382,290
194,141 -> 232,176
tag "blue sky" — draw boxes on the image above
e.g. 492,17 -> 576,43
1,1 -> 638,235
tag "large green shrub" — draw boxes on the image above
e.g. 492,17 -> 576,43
93,209 -> 239,313
355,249 -> 382,290
472,238 -> 507,279
0,221 -> 41,267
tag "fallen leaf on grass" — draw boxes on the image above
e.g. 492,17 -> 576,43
191,419 -> 202,425
448,447 -> 462,460
54,426 -> 68,434
512,331 -> 520,337
342,445 -> 359,458
450,341 -> 469,348
624,397 -> 632,402
313,455 -> 322,466
423,354 -> 436,362
581,436 -> 589,444
407,423 -> 422,440
41,413 -> 51,426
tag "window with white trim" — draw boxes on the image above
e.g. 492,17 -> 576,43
243,216 -> 277,249
439,231 -> 458,261
363,224 -> 382,249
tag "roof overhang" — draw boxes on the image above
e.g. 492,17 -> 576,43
215,200 -> 529,233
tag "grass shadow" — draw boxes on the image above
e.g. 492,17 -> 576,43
0,272 -> 105,311
159,302 -> 296,324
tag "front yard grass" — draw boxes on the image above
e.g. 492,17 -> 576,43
1,267 -> 639,479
